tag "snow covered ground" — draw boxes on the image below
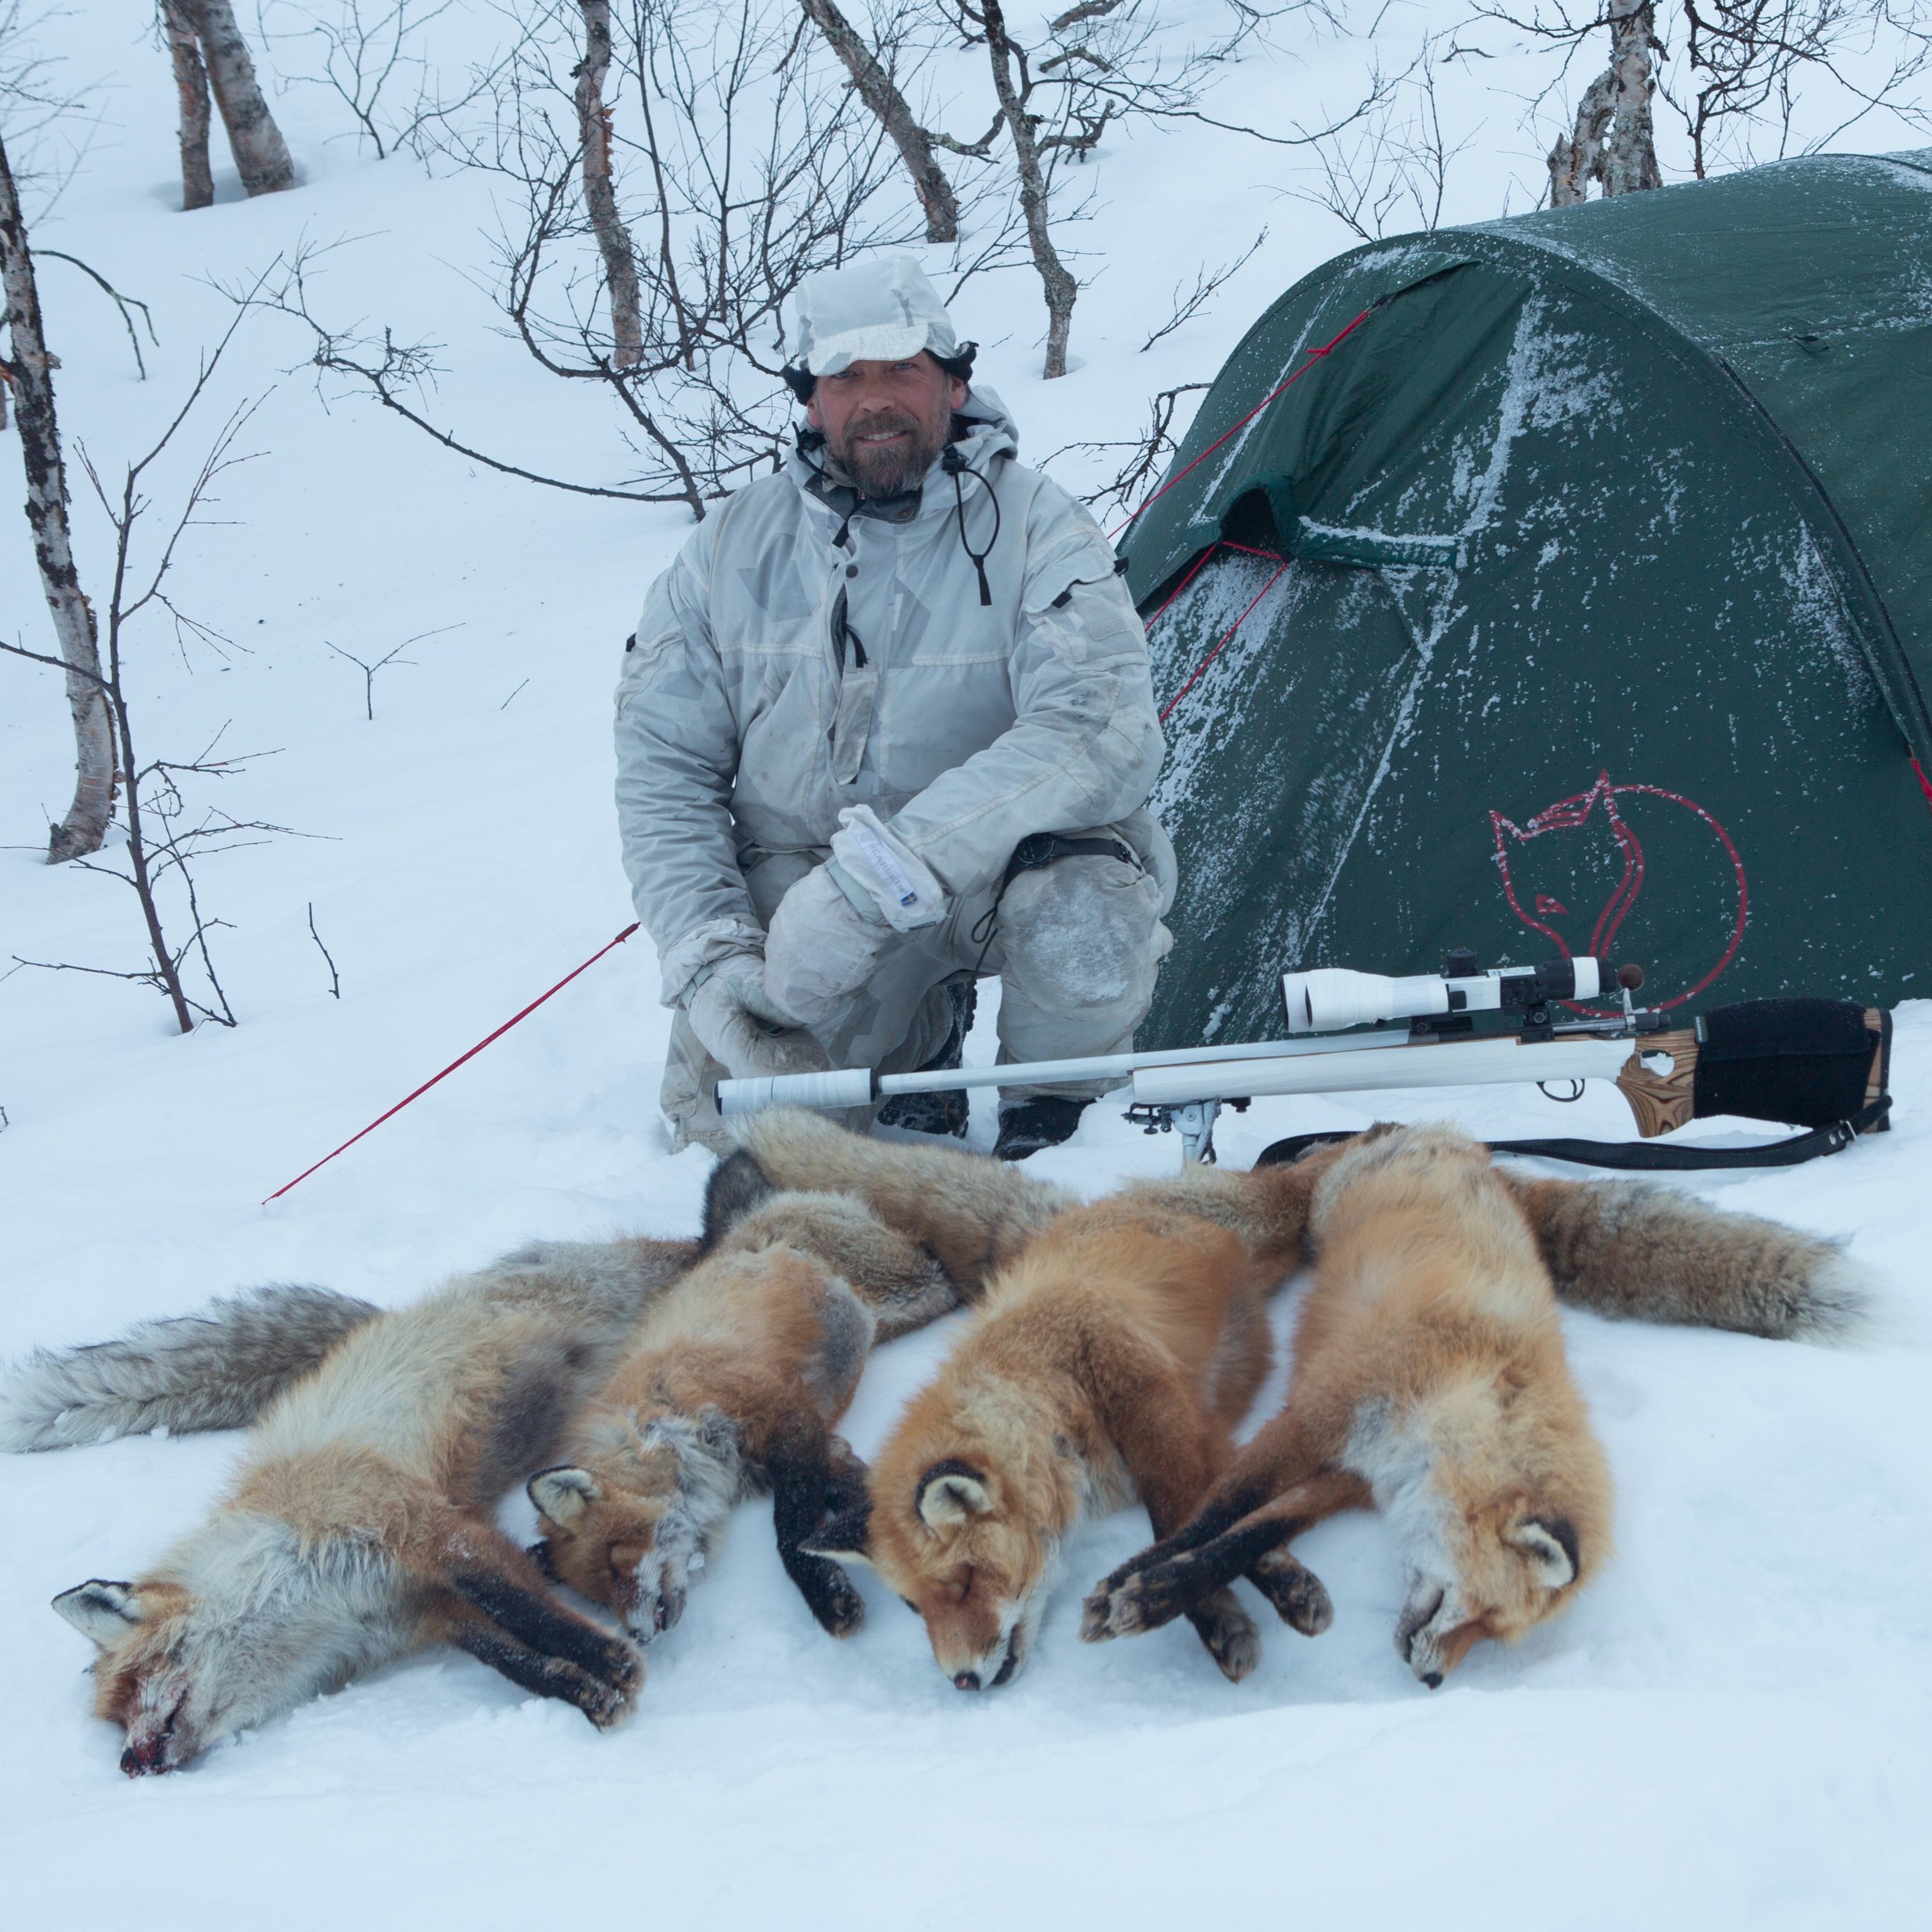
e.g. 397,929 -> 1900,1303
3,7 -> 1929,1927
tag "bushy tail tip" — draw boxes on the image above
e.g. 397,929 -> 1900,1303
0,1282 -> 381,1452
1511,1175 -> 1877,1343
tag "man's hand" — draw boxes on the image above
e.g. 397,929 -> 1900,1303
685,952 -> 832,1081
761,864 -> 893,1030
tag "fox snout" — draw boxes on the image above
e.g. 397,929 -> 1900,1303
624,1555 -> 691,1642
1395,1580 -> 1474,1689
948,1624 -> 1025,1692
117,1694 -> 189,1776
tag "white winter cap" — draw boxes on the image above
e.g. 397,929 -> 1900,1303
791,254 -> 961,377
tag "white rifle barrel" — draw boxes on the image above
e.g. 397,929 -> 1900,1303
1130,1034 -> 1632,1104
716,1030 -> 1627,1119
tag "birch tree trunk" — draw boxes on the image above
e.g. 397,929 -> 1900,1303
0,133 -> 116,864
1548,2 -> 1660,204
183,0 -> 296,197
162,1 -> 216,211
574,0 -> 644,369
1603,1 -> 1662,196
1548,71 -> 1614,205
982,0 -> 1075,379
802,0 -> 960,242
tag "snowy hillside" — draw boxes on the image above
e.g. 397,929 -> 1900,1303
3,5 -> 1929,1927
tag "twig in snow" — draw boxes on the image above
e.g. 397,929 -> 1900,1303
326,621 -> 458,718
307,900 -> 341,998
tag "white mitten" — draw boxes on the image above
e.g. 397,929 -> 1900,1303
760,863 -> 893,1028
685,952 -> 831,1079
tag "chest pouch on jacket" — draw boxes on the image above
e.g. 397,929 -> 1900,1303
828,587 -> 878,784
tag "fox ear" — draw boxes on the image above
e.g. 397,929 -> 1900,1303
527,1466 -> 601,1527
53,1580 -> 146,1646
915,1459 -> 992,1531
800,1498 -> 873,1568
1507,1514 -> 1580,1589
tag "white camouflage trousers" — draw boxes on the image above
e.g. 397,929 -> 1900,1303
661,830 -> 1173,1153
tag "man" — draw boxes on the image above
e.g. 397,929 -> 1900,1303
615,254 -> 1173,1159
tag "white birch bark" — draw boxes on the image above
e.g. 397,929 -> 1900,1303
575,0 -> 645,370
983,0 -> 1076,379
0,133 -> 115,863
162,1 -> 216,211
802,0 -> 960,242
183,0 -> 296,197
1547,4 -> 1660,204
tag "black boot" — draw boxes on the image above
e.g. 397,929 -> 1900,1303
876,983 -> 975,1139
992,1095 -> 1089,1161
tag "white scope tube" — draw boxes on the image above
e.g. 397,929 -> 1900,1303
1282,958 -> 1604,1034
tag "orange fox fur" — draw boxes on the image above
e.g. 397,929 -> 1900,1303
1083,1124 -> 1615,1685
804,1166 -> 1334,1689
744,1108 -> 1866,1691
529,1170 -> 958,1643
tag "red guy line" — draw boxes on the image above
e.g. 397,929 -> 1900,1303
1159,562 -> 1291,723
262,923 -> 641,1205
1914,756 -> 1932,814
1110,306 -> 1376,543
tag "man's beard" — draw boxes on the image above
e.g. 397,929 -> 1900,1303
831,408 -> 946,500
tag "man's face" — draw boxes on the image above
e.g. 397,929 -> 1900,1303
806,353 -> 968,499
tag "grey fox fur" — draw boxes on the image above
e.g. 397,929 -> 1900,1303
8,1236 -> 697,1772
0,1282 -> 382,1453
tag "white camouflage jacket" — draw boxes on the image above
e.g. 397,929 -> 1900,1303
614,390 -> 1168,1005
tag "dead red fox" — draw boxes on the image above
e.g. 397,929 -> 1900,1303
734,1109 -> 1871,1690
529,1166 -> 957,1643
1084,1124 -> 1615,1685
2,1238 -> 697,1772
802,1165 -> 1332,1689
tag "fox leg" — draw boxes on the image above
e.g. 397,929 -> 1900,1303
1083,1410 -> 1341,1641
764,1410 -> 866,1638
419,1513 -> 642,1725
1085,1468 -> 1367,1642
1106,1378 -> 1262,1685
433,1595 -> 638,1728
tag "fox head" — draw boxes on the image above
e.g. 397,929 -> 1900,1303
53,1517 -> 402,1774
1392,1488 -> 1602,1688
808,1452 -> 1071,1691
527,1406 -> 743,1642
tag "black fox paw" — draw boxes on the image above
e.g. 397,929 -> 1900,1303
553,1651 -> 643,1729
1079,1579 -> 1144,1642
1191,1593 -> 1260,1684
810,1566 -> 866,1640
1248,1548 -> 1333,1637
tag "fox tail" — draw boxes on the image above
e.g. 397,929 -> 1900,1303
0,1283 -> 381,1452
1505,1174 -> 1872,1341
726,1108 -> 1070,1297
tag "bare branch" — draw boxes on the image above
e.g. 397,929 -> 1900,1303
308,900 -> 341,998
37,249 -> 158,379
1140,228 -> 1266,351
325,621 -> 459,717
1040,379 -> 1210,521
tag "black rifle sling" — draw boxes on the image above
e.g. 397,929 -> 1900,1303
1255,1097 -> 1891,1173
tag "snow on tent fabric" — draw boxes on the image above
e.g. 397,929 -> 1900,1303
1122,148 -> 1932,1050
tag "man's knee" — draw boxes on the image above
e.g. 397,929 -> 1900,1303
994,855 -> 1171,1016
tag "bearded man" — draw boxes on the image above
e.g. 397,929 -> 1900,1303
614,255 -> 1173,1159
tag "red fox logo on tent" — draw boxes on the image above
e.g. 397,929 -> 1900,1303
1489,773 -> 1748,1012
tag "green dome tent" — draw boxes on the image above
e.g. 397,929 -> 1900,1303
1123,149 -> 1932,1048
